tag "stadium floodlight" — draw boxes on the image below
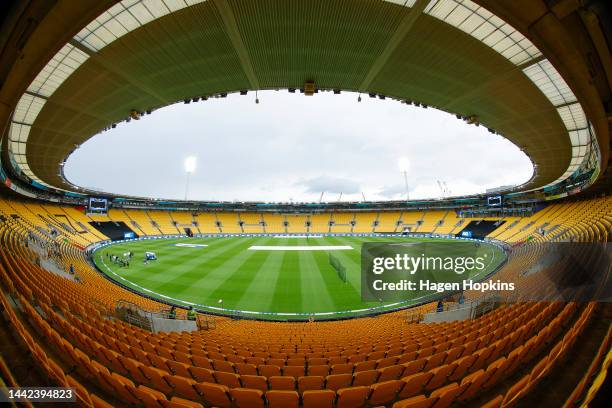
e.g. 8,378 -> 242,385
398,157 -> 410,200
184,156 -> 197,173
184,156 -> 196,200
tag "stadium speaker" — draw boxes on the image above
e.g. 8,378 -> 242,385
304,80 -> 315,96
467,114 -> 479,124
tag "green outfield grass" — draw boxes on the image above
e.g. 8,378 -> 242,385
92,235 -> 506,320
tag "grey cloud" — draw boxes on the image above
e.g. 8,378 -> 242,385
377,184 -> 410,199
299,176 -> 361,195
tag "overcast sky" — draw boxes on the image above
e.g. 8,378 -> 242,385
64,91 -> 532,202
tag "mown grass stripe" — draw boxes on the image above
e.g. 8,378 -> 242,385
204,237 -> 276,307
269,239 -> 303,312
234,243 -> 288,312
297,244 -> 336,313
178,237 -> 273,303
145,237 -> 255,290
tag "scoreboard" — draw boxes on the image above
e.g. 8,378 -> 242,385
87,197 -> 108,214
487,195 -> 502,206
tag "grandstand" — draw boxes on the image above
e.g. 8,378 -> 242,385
0,0 -> 610,407
0,195 -> 609,406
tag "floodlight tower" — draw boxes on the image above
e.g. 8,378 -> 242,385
184,156 -> 197,200
398,157 -> 410,201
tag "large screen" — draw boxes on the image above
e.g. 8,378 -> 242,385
487,195 -> 503,206
87,197 -> 108,214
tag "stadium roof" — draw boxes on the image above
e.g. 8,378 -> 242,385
0,0 -> 609,198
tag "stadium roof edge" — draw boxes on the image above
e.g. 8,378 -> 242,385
0,0 -> 609,202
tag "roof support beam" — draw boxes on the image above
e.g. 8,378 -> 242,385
517,54 -> 546,70
213,0 -> 260,90
358,0 -> 428,92
10,121 -> 31,127
24,90 -> 48,100
554,100 -> 579,109
68,38 -> 95,56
